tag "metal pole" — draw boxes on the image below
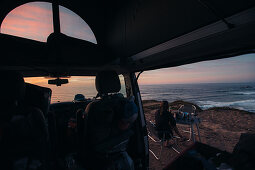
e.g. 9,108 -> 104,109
52,0 -> 61,33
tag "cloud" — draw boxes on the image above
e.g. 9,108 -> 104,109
1,2 -> 97,43
59,5 -> 97,43
1,2 -> 53,42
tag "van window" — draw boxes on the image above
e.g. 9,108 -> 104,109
25,75 -> 126,103
1,1 -> 97,43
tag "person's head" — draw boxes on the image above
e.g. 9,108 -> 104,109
160,100 -> 169,115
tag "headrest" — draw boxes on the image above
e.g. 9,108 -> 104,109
25,83 -> 52,116
95,70 -> 121,95
0,70 -> 25,104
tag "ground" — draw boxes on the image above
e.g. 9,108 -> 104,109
142,100 -> 255,170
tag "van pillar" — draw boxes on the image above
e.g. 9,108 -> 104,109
124,72 -> 149,170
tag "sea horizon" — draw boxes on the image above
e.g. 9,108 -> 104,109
30,80 -> 255,113
139,82 -> 255,113
139,81 -> 255,86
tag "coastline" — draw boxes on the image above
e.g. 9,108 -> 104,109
143,100 -> 255,169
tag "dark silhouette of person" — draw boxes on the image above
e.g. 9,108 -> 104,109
155,101 -> 185,146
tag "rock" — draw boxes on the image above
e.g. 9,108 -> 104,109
231,133 -> 255,170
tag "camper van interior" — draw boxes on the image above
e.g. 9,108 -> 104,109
0,0 -> 254,169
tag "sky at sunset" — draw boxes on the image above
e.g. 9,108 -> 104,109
0,1 -> 97,43
138,54 -> 255,85
1,1 -> 255,85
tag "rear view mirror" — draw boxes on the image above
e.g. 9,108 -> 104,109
48,78 -> 69,86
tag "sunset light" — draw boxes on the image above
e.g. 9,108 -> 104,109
138,54 -> 255,85
0,2 -> 254,85
0,1 -> 97,43
1,2 -> 53,42
1,1 -> 255,169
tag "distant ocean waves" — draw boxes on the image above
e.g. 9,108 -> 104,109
139,83 -> 255,113
49,82 -> 255,113
230,91 -> 255,95
197,99 -> 255,111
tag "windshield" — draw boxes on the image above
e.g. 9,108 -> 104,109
24,75 -> 126,103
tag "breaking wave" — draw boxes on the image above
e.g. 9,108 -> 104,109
198,100 -> 255,112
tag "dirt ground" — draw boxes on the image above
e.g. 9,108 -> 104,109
142,100 -> 255,170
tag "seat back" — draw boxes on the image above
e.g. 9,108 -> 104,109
0,73 -> 50,169
25,83 -> 52,116
179,104 -> 196,114
86,95 -> 130,147
86,70 -> 137,148
84,95 -> 136,170
47,111 -> 58,159
22,83 -> 51,166
82,70 -> 137,169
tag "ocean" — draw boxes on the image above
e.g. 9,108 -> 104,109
45,81 -> 255,113
139,83 -> 255,113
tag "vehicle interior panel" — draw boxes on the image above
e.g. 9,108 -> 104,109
25,83 -> 52,116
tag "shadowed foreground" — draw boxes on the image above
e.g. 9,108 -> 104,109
143,100 -> 255,169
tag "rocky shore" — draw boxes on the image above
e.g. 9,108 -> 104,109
143,100 -> 255,169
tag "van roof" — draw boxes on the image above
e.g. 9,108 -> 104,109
0,0 -> 254,76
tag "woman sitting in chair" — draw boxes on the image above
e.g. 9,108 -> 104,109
155,101 -> 185,146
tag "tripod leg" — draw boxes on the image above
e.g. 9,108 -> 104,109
195,122 -> 201,142
191,123 -> 195,142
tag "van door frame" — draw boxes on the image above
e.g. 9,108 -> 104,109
123,72 -> 149,170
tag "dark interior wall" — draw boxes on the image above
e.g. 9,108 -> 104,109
0,0 -> 254,76
105,0 -> 255,58
1,0 -> 254,59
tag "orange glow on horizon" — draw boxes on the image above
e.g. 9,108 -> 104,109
25,77 -> 48,85
24,76 -> 96,87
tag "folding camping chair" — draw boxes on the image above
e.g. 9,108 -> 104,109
147,121 -> 180,160
177,104 -> 201,142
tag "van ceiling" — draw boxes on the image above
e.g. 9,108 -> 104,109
0,0 -> 254,76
